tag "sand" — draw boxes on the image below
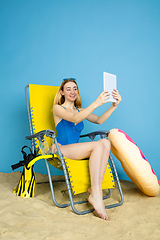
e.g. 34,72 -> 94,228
0,171 -> 160,240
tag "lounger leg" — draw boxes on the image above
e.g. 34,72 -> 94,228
45,159 -> 72,208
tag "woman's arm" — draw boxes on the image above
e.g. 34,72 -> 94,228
86,89 -> 122,124
53,91 -> 110,124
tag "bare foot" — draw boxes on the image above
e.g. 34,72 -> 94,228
88,194 -> 109,220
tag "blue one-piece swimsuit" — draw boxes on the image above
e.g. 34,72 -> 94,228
56,106 -> 84,145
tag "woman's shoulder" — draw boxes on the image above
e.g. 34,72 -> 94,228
53,104 -> 59,111
53,104 -> 65,113
53,104 -> 65,109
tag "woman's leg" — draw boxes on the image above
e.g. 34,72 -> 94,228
88,139 -> 111,196
99,139 -> 111,191
87,140 -> 109,220
51,141 -> 109,220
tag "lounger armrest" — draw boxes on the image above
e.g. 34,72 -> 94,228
25,130 -> 55,141
80,130 -> 109,141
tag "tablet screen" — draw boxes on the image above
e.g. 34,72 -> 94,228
103,72 -> 117,102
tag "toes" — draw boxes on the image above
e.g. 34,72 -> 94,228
105,215 -> 109,221
95,210 -> 108,221
101,215 -> 108,220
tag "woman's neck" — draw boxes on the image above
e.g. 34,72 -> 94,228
62,100 -> 76,110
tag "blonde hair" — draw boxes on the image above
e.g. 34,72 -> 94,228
54,79 -> 82,108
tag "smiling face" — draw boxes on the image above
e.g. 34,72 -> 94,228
54,79 -> 82,107
61,81 -> 78,103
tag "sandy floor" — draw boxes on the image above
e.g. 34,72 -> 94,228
0,171 -> 160,240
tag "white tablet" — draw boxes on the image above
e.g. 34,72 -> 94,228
103,72 -> 117,102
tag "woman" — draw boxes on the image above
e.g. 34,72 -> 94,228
51,78 -> 122,220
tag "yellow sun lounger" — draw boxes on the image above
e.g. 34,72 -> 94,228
14,84 -> 123,215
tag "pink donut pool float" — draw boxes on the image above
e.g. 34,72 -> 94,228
108,129 -> 160,196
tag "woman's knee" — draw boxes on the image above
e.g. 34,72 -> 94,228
98,139 -> 111,151
92,140 -> 104,152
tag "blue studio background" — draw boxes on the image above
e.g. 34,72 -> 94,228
1,0 -> 160,181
